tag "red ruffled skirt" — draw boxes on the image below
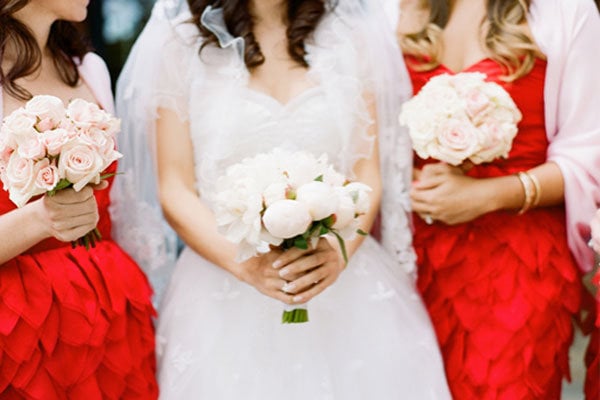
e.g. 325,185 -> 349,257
0,241 -> 158,399
414,206 -> 582,399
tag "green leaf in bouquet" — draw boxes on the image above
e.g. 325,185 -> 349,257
319,225 -> 330,236
314,175 -> 323,182
48,178 -> 73,196
330,230 -> 349,264
294,236 -> 308,250
322,214 -> 335,228
357,229 -> 368,236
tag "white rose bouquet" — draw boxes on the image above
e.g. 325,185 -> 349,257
399,72 -> 522,166
214,148 -> 371,323
0,95 -> 122,248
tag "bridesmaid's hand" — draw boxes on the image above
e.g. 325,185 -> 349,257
35,182 -> 108,242
411,163 -> 494,225
270,237 -> 345,304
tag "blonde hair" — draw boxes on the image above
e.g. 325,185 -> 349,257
400,0 -> 539,81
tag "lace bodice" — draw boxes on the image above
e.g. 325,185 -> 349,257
160,7 -> 375,207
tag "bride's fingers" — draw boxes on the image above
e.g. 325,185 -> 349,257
281,267 -> 329,295
291,274 -> 336,304
272,246 -> 313,269
277,251 -> 330,280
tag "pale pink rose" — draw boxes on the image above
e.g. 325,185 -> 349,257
25,95 -> 65,131
262,199 -> 312,239
464,89 -> 493,122
2,108 -> 37,141
4,153 -> 41,207
295,181 -> 339,220
42,128 -> 71,156
34,159 -> 59,191
0,135 -> 14,165
0,164 -> 7,190
57,142 -> 104,191
67,99 -> 108,129
17,135 -> 46,160
430,118 -> 482,166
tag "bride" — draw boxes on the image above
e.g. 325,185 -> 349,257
114,0 -> 451,398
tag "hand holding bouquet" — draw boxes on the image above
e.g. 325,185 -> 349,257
0,95 -> 122,248
399,72 -> 522,166
214,149 -> 371,323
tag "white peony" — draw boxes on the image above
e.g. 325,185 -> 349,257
295,181 -> 339,221
262,199 -> 312,239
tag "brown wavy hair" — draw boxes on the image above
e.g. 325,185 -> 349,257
400,0 -> 539,81
188,0 -> 333,68
0,0 -> 92,100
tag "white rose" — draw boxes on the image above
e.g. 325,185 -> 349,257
295,181 -> 339,221
25,95 -> 65,131
57,142 -> 104,191
262,199 -> 312,239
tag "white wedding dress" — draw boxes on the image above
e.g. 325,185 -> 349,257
115,2 -> 451,399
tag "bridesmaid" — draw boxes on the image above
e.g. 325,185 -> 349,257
394,0 -> 600,398
0,0 -> 157,398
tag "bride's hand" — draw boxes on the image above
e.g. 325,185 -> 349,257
411,163 -> 494,225
237,249 -> 300,305
271,237 -> 345,304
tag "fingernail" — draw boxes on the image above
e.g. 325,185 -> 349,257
272,260 -> 282,269
279,268 -> 289,278
282,282 -> 295,292
293,295 -> 303,303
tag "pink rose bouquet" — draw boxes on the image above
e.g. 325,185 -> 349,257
213,148 -> 371,323
399,72 -> 522,166
0,95 -> 122,248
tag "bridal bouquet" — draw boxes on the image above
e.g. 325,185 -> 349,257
0,95 -> 122,248
399,72 -> 522,166
214,148 -> 371,323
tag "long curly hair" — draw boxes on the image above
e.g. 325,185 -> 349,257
0,0 -> 91,100
400,0 -> 539,81
187,0 -> 332,68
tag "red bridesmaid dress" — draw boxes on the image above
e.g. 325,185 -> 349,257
0,162 -> 158,399
407,57 -> 583,399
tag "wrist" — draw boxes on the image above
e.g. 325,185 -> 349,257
26,198 -> 53,242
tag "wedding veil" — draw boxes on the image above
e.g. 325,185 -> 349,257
111,0 -> 415,306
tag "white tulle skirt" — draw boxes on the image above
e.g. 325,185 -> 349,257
156,237 -> 451,399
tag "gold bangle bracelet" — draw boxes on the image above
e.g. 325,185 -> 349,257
516,172 -> 535,215
525,171 -> 542,208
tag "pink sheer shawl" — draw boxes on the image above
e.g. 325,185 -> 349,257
529,0 -> 600,272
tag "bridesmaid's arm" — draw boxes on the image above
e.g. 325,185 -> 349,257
411,161 -> 565,225
0,185 -> 103,264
